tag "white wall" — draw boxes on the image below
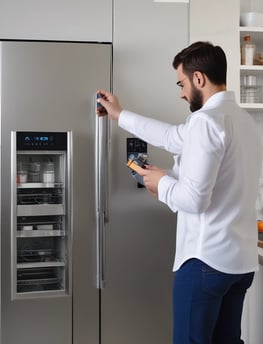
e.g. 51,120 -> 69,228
240,0 -> 263,12
189,0 -> 240,98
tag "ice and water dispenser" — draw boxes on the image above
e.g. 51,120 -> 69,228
11,131 -> 72,298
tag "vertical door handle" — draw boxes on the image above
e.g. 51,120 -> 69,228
95,98 -> 109,289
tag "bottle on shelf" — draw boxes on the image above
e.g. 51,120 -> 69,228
241,35 -> 255,65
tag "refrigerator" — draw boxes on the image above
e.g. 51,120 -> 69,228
0,40 -> 176,344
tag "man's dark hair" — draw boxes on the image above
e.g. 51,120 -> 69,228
173,41 -> 227,85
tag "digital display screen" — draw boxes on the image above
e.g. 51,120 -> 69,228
17,132 -> 67,151
24,136 -> 51,142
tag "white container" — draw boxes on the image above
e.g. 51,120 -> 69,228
42,160 -> 55,183
17,171 -> 28,183
240,12 -> 263,27
241,35 -> 255,65
43,171 -> 55,183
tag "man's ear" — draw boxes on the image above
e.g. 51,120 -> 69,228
193,71 -> 205,87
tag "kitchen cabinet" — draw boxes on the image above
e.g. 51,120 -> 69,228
240,27 -> 263,110
239,5 -> 263,344
0,0 -> 112,42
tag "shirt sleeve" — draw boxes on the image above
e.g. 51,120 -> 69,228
118,110 -> 186,154
158,116 -> 225,213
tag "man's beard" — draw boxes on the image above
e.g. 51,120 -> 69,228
189,85 -> 203,112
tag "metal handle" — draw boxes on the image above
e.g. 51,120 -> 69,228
95,101 -> 109,289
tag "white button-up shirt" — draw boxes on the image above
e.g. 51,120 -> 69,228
119,91 -> 262,273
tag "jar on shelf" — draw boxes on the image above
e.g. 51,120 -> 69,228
28,160 -> 41,182
241,35 -> 255,65
42,160 -> 55,183
240,74 -> 262,103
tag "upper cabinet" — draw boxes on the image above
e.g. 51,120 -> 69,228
0,0 -> 112,42
239,0 -> 263,110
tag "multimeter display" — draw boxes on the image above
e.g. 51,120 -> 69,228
127,138 -> 147,161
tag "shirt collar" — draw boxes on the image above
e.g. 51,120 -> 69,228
201,91 -> 236,110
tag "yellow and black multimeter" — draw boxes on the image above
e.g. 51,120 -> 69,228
126,138 -> 148,187
126,156 -> 148,174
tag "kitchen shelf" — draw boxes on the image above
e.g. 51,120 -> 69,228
240,26 -> 263,31
240,26 -> 263,111
240,65 -> 263,73
240,103 -> 263,110
240,27 -> 263,43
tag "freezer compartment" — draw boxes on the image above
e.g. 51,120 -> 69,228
17,266 -> 65,293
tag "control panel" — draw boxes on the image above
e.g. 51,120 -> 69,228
16,132 -> 68,150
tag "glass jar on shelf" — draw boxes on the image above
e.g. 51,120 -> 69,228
241,35 -> 256,65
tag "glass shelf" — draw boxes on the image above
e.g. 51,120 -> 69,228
17,230 -> 65,238
17,182 -> 63,189
17,261 -> 65,269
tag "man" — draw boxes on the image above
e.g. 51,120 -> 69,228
97,41 -> 262,344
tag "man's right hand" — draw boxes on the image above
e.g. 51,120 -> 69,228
96,90 -> 123,121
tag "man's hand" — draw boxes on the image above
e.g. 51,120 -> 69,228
96,90 -> 123,121
140,165 -> 166,198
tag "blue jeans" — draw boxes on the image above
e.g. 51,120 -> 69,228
173,259 -> 254,344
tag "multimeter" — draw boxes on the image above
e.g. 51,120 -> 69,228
126,138 -> 148,187
127,155 -> 148,174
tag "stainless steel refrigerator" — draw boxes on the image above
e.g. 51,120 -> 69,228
0,40 -> 176,344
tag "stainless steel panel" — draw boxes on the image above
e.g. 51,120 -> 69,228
101,1 -> 188,343
0,41 -> 112,344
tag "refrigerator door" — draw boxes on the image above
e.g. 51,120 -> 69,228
0,41 -> 112,344
102,164 -> 176,343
